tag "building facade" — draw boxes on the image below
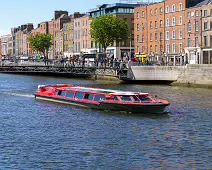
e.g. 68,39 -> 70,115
134,0 -> 209,65
89,3 -> 144,59
201,2 -> 212,64
184,6 -> 202,64
0,35 -> 8,58
74,15 -> 92,54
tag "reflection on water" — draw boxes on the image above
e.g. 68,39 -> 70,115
0,74 -> 211,169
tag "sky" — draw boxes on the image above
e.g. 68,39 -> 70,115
0,0 -> 124,36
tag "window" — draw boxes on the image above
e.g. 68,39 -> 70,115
160,20 -> 163,27
179,16 -> 182,25
137,46 -> 140,53
137,12 -> 140,18
188,22 -> 192,32
155,33 -> 158,41
142,35 -> 144,42
166,18 -> 170,27
142,23 -> 144,30
172,43 -> 176,53
179,3 -> 183,11
204,21 -> 208,30
57,90 -> 66,96
120,96 -> 133,102
155,21 -> 158,28
204,36 -> 208,47
166,6 -> 169,13
188,12 -> 191,17
172,4 -> 176,12
179,43 -> 182,52
196,11 -> 199,17
75,92 -> 84,99
179,30 -> 182,39
88,94 -> 94,100
150,33 -> 152,41
210,21 -> 212,30
94,95 -> 106,102
132,96 -> 140,102
160,45 -> 163,53
110,96 -> 118,100
166,44 -> 170,53
150,45 -> 153,52
150,9 -> 153,16
172,30 -> 176,39
142,11 -> 145,17
160,7 -> 163,14
155,9 -> 158,16
195,21 -> 199,31
188,38 -> 192,47
195,37 -> 198,47
204,10 -> 208,17
172,17 -> 176,26
150,21 -> 152,29
155,45 -> 158,53
137,24 -> 140,31
66,92 -> 75,98
138,95 -> 151,101
166,31 -> 170,40
160,32 -> 163,40
137,35 -> 140,42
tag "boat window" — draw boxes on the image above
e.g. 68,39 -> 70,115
54,90 -> 58,96
66,92 -> 75,98
110,96 -> 118,100
57,90 -> 66,96
60,90 -> 66,96
75,92 -> 84,99
88,94 -> 94,101
132,95 -> 140,102
138,95 -> 151,101
84,94 -> 89,99
94,95 -> 106,102
119,96 -> 133,102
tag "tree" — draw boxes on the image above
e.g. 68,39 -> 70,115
90,14 -> 128,52
29,34 -> 53,59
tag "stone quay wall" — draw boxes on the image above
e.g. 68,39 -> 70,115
129,65 -> 212,87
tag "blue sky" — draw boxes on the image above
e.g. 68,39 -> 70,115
0,0 -> 121,36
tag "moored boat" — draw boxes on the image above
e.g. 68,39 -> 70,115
34,84 -> 170,114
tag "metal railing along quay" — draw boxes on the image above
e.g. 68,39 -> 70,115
0,59 -> 129,79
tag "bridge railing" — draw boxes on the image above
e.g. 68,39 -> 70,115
0,59 -> 130,69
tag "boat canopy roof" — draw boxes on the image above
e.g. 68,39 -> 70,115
54,86 -> 149,95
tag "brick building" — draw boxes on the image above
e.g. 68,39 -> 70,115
184,6 -> 202,64
73,14 -> 91,54
201,0 -> 212,64
134,0 -> 206,65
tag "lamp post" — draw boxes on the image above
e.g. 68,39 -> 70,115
129,34 -> 132,60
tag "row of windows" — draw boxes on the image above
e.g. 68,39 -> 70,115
137,43 -> 183,54
137,3 -> 183,18
137,17 -> 183,32
203,21 -> 212,30
74,20 -> 89,27
56,90 -> 106,102
166,30 -> 183,40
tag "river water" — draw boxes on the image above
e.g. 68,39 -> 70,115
0,74 -> 211,169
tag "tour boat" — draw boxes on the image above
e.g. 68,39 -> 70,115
34,84 -> 170,114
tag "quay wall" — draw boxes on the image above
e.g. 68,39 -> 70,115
129,64 -> 212,87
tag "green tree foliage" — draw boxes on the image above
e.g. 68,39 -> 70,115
90,14 -> 128,51
29,34 -> 53,59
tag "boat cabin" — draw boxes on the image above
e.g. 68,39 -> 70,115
53,87 -> 153,103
